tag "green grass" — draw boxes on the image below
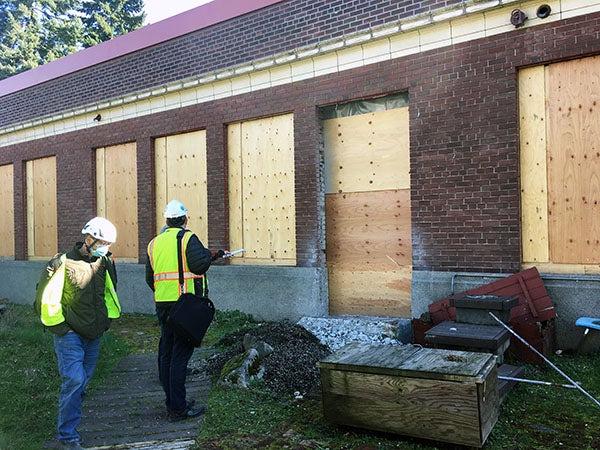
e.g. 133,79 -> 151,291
488,355 -> 600,450
0,304 -> 143,450
3,303 -> 600,450
0,304 -> 256,450
197,344 -> 600,450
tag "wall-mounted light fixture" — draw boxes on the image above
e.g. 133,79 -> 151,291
537,4 -> 552,19
510,9 -> 528,28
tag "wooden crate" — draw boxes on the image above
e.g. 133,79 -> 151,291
319,343 -> 498,448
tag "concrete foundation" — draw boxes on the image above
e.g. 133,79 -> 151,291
412,270 -> 600,352
0,261 -> 328,322
2,260 -> 599,351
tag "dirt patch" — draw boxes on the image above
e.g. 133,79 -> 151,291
206,322 -> 331,397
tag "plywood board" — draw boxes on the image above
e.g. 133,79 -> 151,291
227,123 -> 243,252
26,161 -> 34,258
325,189 -> 412,270
154,137 -> 167,233
0,164 -> 14,257
96,147 -> 106,217
328,267 -> 411,317
164,131 -> 208,242
323,107 -> 410,194
102,143 -> 138,259
229,114 -> 296,265
27,157 -> 57,258
546,55 -> 600,263
519,66 -> 549,263
321,369 -> 483,447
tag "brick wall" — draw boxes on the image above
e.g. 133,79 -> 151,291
2,12 -> 599,272
0,0 -> 463,129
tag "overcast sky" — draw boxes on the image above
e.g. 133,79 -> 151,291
143,0 -> 215,25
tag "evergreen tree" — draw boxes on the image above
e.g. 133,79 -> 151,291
0,0 -> 145,81
80,0 -> 144,48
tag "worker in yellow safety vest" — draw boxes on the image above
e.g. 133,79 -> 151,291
35,217 -> 120,450
146,199 -> 223,421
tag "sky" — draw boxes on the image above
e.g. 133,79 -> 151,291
143,0 -> 215,25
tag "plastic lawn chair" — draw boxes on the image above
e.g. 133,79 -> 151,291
575,317 -> 600,353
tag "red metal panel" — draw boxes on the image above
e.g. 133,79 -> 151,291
427,268 -> 557,362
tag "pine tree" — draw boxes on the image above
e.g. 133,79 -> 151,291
80,0 -> 144,48
0,0 -> 145,81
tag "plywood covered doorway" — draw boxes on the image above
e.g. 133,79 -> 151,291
26,156 -> 57,259
155,131 -> 208,243
520,55 -> 600,273
0,164 -> 14,257
228,114 -> 296,265
96,143 -> 138,260
323,102 -> 411,317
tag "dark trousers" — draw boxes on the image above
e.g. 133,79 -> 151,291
156,305 -> 195,413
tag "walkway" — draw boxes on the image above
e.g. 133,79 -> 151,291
79,351 -> 210,449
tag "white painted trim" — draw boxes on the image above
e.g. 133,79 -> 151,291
0,0 -> 597,148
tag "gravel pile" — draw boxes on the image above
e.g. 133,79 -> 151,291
206,322 -> 331,397
297,316 -> 405,351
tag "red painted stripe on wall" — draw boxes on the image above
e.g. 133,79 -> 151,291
0,0 -> 285,99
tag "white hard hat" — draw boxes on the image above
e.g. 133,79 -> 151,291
81,217 -> 117,243
164,199 -> 188,219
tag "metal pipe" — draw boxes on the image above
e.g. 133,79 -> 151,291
452,272 -> 600,292
538,273 -> 600,282
498,376 -> 577,389
450,273 -> 505,294
449,271 -> 600,295
489,312 -> 600,408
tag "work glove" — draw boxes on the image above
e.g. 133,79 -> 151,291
211,249 -> 226,261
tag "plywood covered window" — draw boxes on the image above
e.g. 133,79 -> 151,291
228,113 -> 296,265
155,131 -> 208,243
96,143 -> 138,260
520,55 -> 600,273
322,93 -> 411,317
0,164 -> 14,258
27,157 -> 57,259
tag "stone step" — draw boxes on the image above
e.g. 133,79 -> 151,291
297,315 -> 412,351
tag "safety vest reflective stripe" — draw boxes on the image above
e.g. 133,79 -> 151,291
150,228 -> 201,302
153,272 -> 205,282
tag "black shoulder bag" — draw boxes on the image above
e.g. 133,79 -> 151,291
167,229 -> 215,347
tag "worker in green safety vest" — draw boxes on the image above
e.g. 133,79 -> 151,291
35,217 -> 120,450
146,199 -> 220,421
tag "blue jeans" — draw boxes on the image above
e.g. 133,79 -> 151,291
53,331 -> 100,443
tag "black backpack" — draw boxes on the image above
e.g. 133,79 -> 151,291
167,230 -> 215,347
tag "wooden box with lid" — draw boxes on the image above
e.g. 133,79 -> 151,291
319,343 -> 499,448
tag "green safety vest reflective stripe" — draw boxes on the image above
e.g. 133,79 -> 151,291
147,228 -> 205,302
40,254 -> 121,326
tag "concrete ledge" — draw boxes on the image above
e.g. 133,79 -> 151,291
412,270 -> 600,351
0,260 -> 46,306
0,261 -> 328,322
209,265 -> 328,321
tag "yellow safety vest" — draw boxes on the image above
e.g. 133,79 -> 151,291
147,228 -> 206,302
40,254 -> 121,326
